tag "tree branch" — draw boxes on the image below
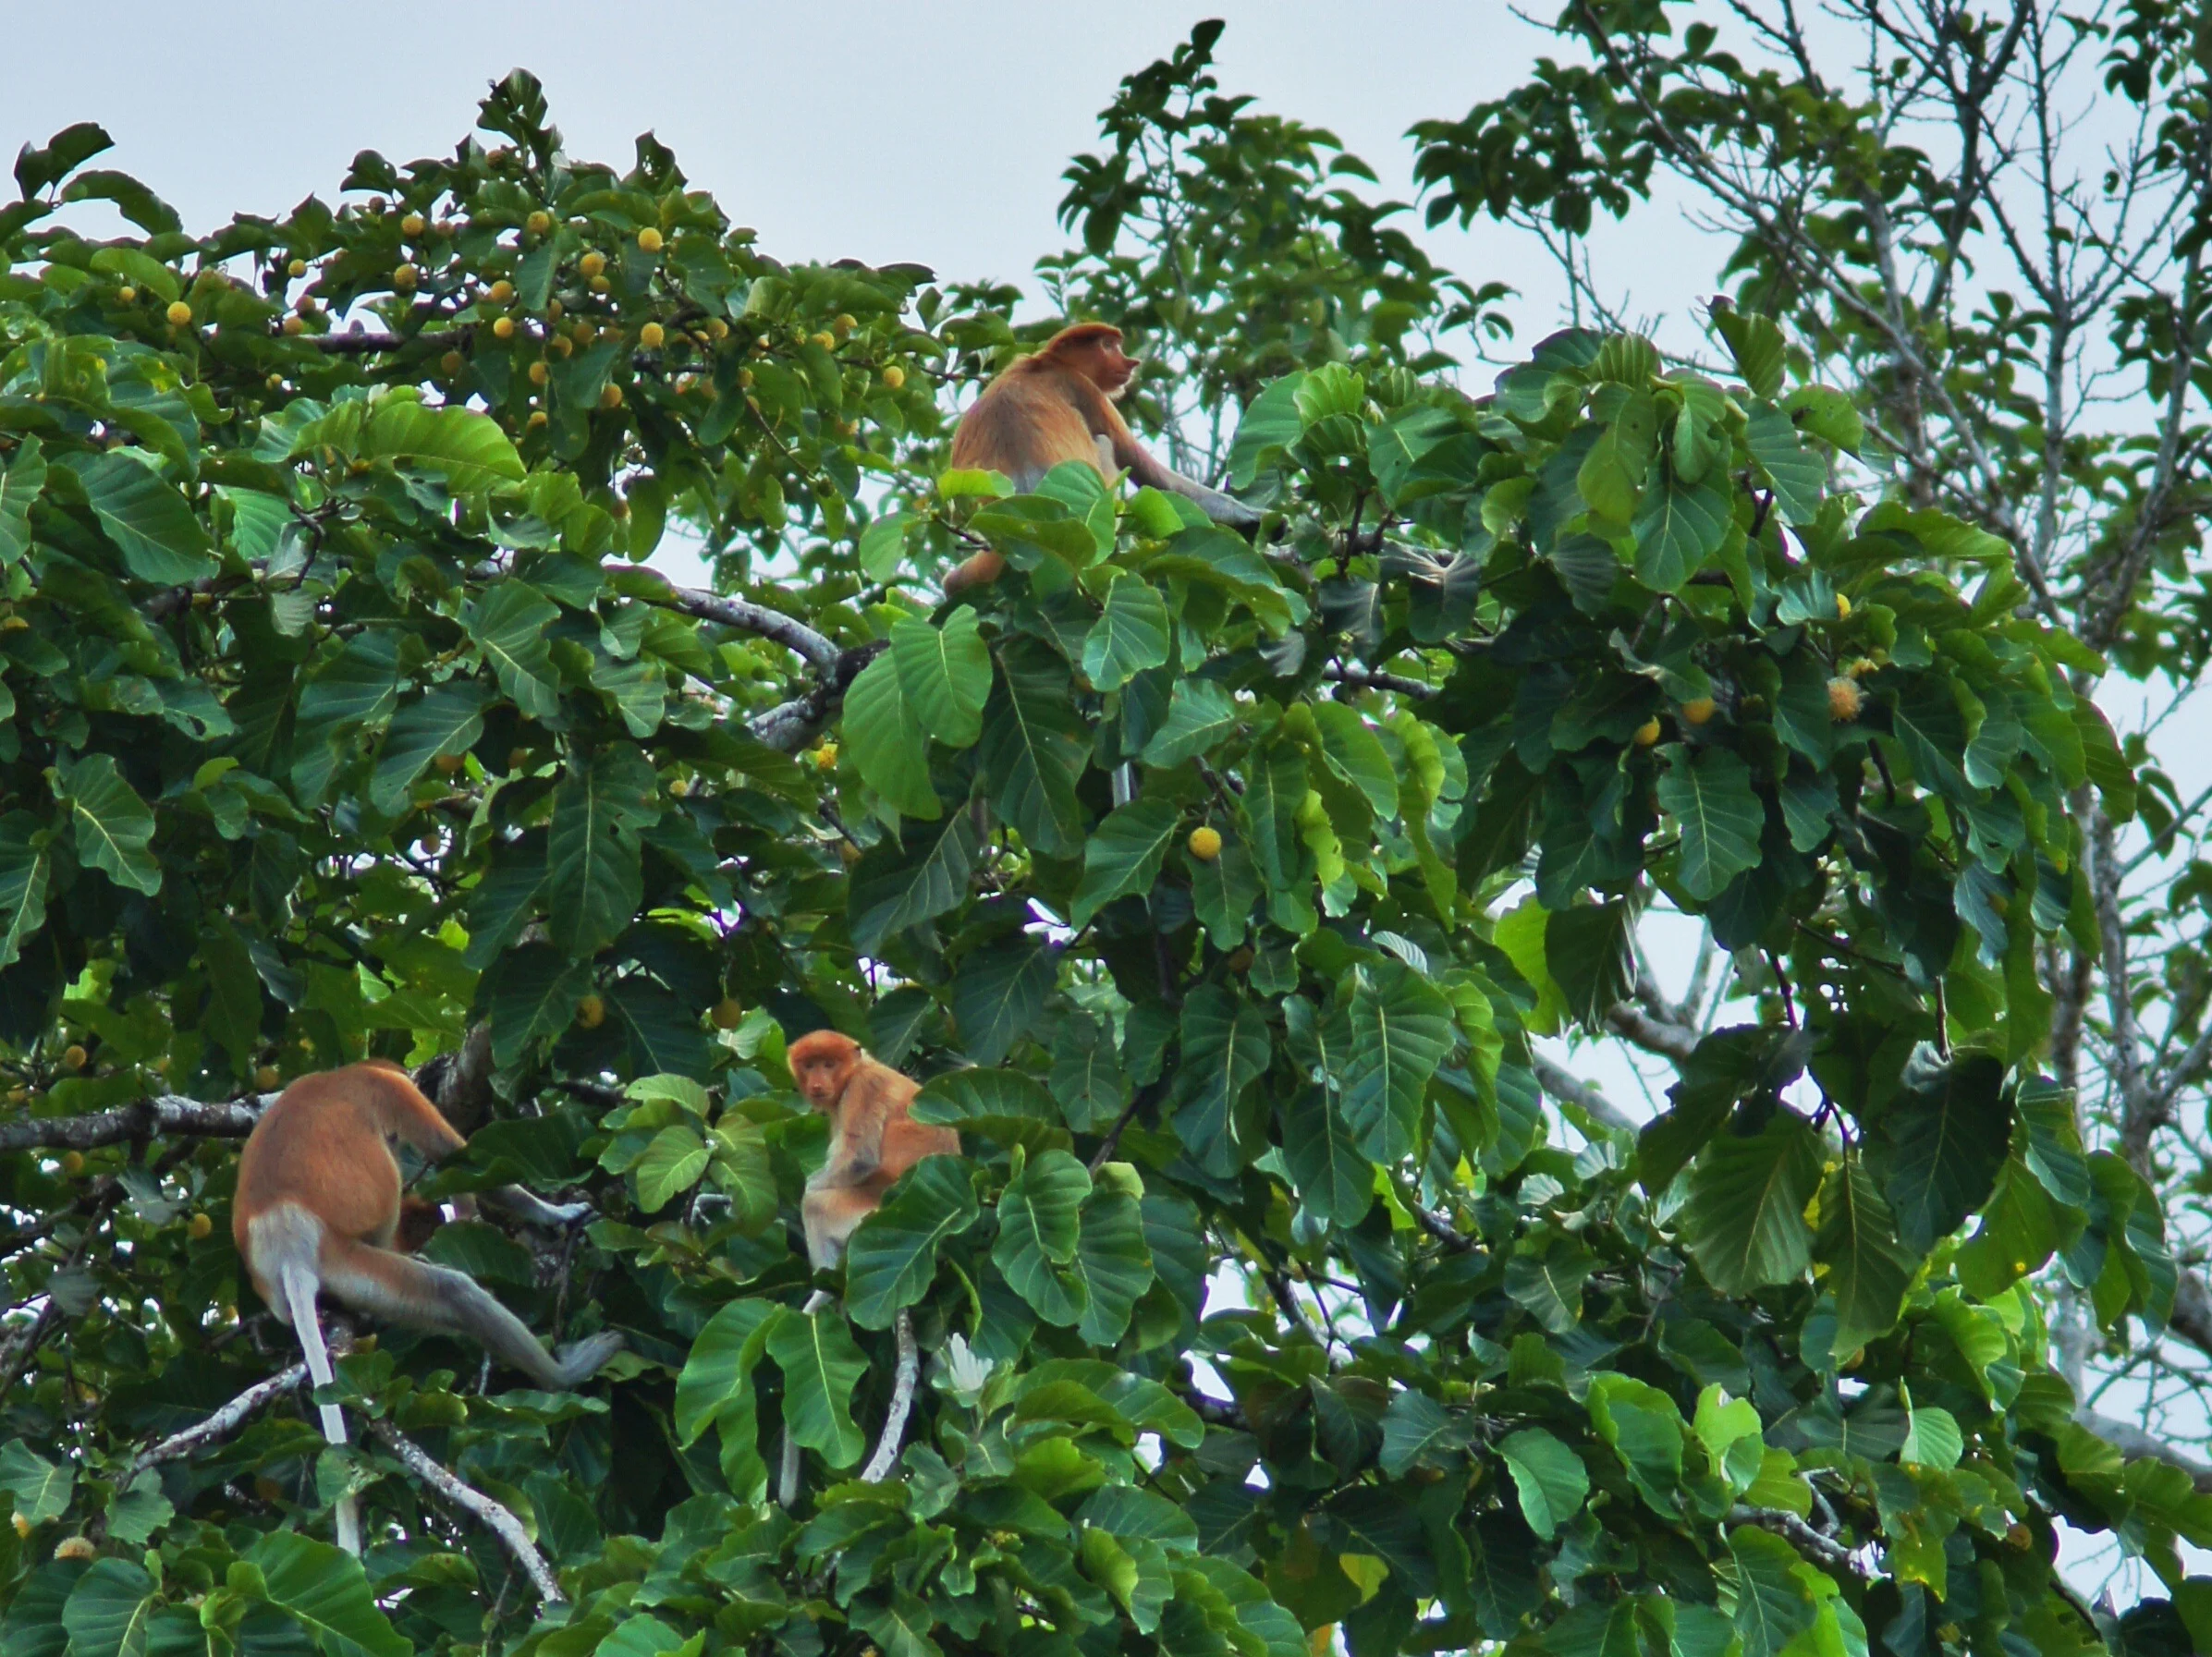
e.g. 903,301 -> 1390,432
1533,1054 -> 1640,1135
128,1361 -> 312,1481
0,1092 -> 270,1154
860,1310 -> 919,1483
1728,1505 -> 1861,1576
368,1421 -> 565,1602
1604,1002 -> 1698,1061
2075,1407 -> 2212,1493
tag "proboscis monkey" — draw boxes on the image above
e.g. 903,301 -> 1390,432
232,1059 -> 623,1553
788,1030 -> 960,1269
940,323 -> 1261,596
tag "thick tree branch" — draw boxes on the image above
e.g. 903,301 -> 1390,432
1604,1002 -> 1698,1061
1533,1055 -> 1639,1135
368,1422 -> 565,1602
1729,1506 -> 1861,1576
860,1310 -> 920,1483
0,1092 -> 270,1154
2074,1407 -> 2212,1493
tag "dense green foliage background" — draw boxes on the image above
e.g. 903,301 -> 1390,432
3,10 -> 2210,1656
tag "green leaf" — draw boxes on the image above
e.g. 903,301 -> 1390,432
370,681 -> 490,813
1069,797 -> 1180,929
1656,746 -> 1764,901
1900,1404 -> 1962,1469
1226,372 -> 1307,488
62,1557 -> 157,1657
1378,1388 -> 1465,1477
1142,677 -> 1240,769
64,754 -> 160,896
1281,1086 -> 1372,1225
1497,1428 -> 1589,1541
1072,1189 -> 1153,1346
0,814 -> 54,971
356,396 -> 526,493
891,610 -> 991,749
545,747 -> 660,958
993,1149 -> 1092,1326
1726,1527 -> 1816,1657
62,450 -> 215,585
673,1298 -> 776,1447
1783,384 -> 1864,453
1338,963 -> 1455,1163
244,1530 -> 411,1657
1585,1372 -> 1685,1514
1713,309 -> 1786,399
1173,986 -> 1272,1176
1630,470 -> 1729,593
634,1124 -> 709,1212
910,1067 -> 1066,1151
949,937 -> 1057,1067
1680,1113 -> 1822,1293
1576,388 -> 1657,521
1883,1050 -> 2009,1255
1082,573 -> 1172,694
0,435 -> 46,566
0,1440 -> 73,1523
978,640 -> 1088,858
848,810 -> 982,957
845,1157 -> 981,1328
767,1303 -> 869,1468
1815,1158 -> 1918,1356
1744,406 -> 1825,526
842,651 -> 940,820
1310,702 -> 1399,817
485,944 -> 592,1067
463,583 -> 563,724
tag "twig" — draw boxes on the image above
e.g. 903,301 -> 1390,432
1728,1505 -> 1862,1577
0,1091 -> 271,1153
638,579 -> 840,670
1603,1002 -> 1698,1061
368,1422 -> 565,1602
128,1361 -> 311,1480
2075,1407 -> 2212,1492
1405,1200 -> 1477,1253
1533,1055 -> 1639,1135
860,1310 -> 919,1483
1322,663 -> 1437,700
1087,1080 -> 1164,1172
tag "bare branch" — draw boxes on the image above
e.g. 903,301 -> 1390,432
2074,1407 -> 2212,1493
0,1092 -> 271,1155
1729,1506 -> 1862,1576
128,1361 -> 312,1481
368,1422 -> 565,1602
860,1310 -> 919,1483
1534,1054 -> 1639,1135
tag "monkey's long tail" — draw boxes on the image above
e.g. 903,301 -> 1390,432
776,1289 -> 835,1508
251,1206 -> 361,1555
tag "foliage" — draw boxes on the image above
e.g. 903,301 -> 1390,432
0,19 -> 2204,1657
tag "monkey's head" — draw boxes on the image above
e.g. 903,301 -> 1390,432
1042,323 -> 1139,397
787,1030 -> 862,1113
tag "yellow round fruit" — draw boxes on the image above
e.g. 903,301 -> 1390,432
577,993 -> 606,1030
579,250 -> 606,277
1632,717 -> 1662,747
487,278 -> 515,305
1835,592 -> 1852,619
5,1087 -> 26,1104
60,1151 -> 84,1177
668,775 -> 690,797
638,226 -> 664,253
712,997 -> 745,1030
287,257 -> 308,278
882,364 -> 906,390
572,318 -> 595,342
188,1212 -> 213,1240
54,1536 -> 95,1563
639,321 -> 666,349
834,312 -> 856,335
812,330 -> 836,350
707,318 -> 728,339
527,409 -> 548,429
549,334 -> 573,359
392,263 -> 418,291
528,360 -> 549,386
739,367 -> 754,389
814,742 -> 837,770
165,300 -> 193,326
281,316 -> 304,336
440,350 -> 465,377
63,1043 -> 87,1071
117,285 -> 137,304
589,274 -> 611,295
546,298 -> 564,320
295,294 -> 319,316
400,213 -> 426,237
255,1066 -> 281,1090
12,1513 -> 30,1538
1680,697 -> 1717,726
1188,825 -> 1224,861
600,382 -> 624,409
434,752 -> 465,776
526,210 -> 552,236
1827,676 -> 1863,722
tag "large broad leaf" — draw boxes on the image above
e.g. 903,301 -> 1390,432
1713,310 -> 1785,399
59,1557 -> 156,1657
1744,405 -> 1825,526
1815,1158 -> 1919,1355
949,937 -> 1057,1067
61,450 -> 215,585
1082,573 -> 1172,693
1656,746 -> 1764,901
1072,1189 -> 1154,1346
356,396 -> 526,493
1281,1086 -> 1372,1225
244,1531 -> 410,1657
1679,1112 -> 1822,1293
1142,677 -> 1240,769
1882,1049 -> 2009,1255
544,747 -> 660,958
767,1302 -> 869,1468
1584,1372 -> 1685,1514
977,640 -> 1087,858
0,813 -> 53,971
64,754 -> 159,896
1546,900 -> 1634,1030
672,1298 -> 777,1446
633,1124 -> 709,1212
1576,388 -> 1657,522
1338,963 -> 1456,1164
1497,1428 -> 1589,1541
844,1157 -> 980,1329
1630,469 -> 1729,592
848,809 -> 982,956
370,681 -> 491,813
1172,986 -> 1272,1176
843,651 -> 940,820
910,1067 -> 1067,1151
0,434 -> 45,566
1727,1527 -> 1817,1657
891,609 -> 991,749
1069,797 -> 1181,928
463,582 -> 563,724
485,944 -> 593,1067
992,1150 -> 1092,1326
1310,702 -> 1399,817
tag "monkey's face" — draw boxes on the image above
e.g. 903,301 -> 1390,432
1087,339 -> 1140,396
788,1034 -> 859,1112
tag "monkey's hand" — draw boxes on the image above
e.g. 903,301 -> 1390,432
482,1185 -> 594,1229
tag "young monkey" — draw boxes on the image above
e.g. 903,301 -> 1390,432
232,1059 -> 623,1553
941,323 -> 1261,597
788,1030 -> 960,1269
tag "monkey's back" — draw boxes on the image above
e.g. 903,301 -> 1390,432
232,1078 -> 407,1256
948,356 -> 1108,493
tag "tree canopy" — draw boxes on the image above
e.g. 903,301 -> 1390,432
4,8 -> 2211,1656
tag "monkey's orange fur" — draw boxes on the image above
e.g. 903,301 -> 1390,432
942,323 -> 1258,595
233,1060 -> 620,1553
788,1030 -> 960,1268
